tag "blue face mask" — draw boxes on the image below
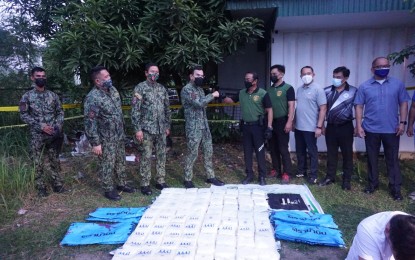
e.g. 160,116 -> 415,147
374,68 -> 389,78
332,78 -> 342,87
102,79 -> 113,89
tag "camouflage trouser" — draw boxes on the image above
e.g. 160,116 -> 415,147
184,128 -> 215,181
30,134 -> 63,190
140,131 -> 166,186
100,140 -> 127,192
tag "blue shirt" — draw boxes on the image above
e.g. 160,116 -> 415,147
354,76 -> 410,133
295,81 -> 327,132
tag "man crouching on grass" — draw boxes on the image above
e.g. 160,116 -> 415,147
346,211 -> 415,260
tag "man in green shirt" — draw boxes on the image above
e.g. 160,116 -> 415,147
226,72 -> 273,185
267,64 -> 295,183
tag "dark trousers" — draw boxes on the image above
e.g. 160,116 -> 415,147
270,117 -> 293,175
295,130 -> 318,178
365,131 -> 402,193
243,124 -> 266,179
325,122 -> 354,183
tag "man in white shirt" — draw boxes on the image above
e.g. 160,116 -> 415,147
346,211 -> 415,260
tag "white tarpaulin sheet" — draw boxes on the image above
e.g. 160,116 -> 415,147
112,184 -> 322,259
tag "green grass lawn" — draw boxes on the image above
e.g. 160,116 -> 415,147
1,138 -> 415,259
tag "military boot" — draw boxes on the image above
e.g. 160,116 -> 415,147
38,188 -> 49,197
104,189 -> 121,201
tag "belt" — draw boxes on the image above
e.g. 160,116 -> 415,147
327,121 -> 352,127
243,120 -> 260,125
273,116 -> 288,122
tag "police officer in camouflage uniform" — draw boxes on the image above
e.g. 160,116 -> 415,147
84,66 -> 135,201
181,65 -> 225,188
19,67 -> 66,197
131,63 -> 171,196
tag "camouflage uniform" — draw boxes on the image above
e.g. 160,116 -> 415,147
19,85 -> 64,190
131,80 -> 171,187
181,82 -> 216,181
84,85 -> 127,192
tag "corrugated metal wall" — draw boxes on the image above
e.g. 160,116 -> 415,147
271,26 -> 415,152
226,0 -> 414,16
276,0 -> 415,16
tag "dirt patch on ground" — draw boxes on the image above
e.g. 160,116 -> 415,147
71,252 -> 113,260
280,243 -> 348,259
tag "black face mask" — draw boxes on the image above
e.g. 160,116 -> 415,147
244,81 -> 253,89
194,77 -> 204,87
35,78 -> 47,88
270,75 -> 279,84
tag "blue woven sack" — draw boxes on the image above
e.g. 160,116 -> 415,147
273,220 -> 345,247
87,207 -> 147,222
270,210 -> 338,228
60,221 -> 136,246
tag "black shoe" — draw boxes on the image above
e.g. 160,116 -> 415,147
296,173 -> 305,178
155,183 -> 169,190
392,191 -> 403,201
342,182 -> 351,191
183,181 -> 195,188
140,186 -> 152,195
52,185 -> 68,193
364,186 -> 378,194
38,188 -> 49,197
259,177 -> 266,186
242,176 -> 253,185
104,189 -> 121,201
117,185 -> 135,193
206,178 -> 225,186
307,177 -> 317,185
319,178 -> 335,187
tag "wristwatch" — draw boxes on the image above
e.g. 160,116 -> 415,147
316,126 -> 322,129
400,121 -> 407,125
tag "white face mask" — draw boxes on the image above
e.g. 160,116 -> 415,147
301,75 -> 313,85
332,78 -> 342,87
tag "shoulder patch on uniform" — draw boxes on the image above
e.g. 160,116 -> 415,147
19,102 -> 28,112
89,111 -> 96,119
89,105 -> 99,119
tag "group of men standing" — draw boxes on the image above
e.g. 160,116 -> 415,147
85,64 -> 225,200
19,56 -> 413,201
20,64 -> 226,200
224,56 -> 410,201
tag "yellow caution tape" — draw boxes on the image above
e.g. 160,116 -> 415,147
0,115 -> 85,130
0,115 -> 238,130
0,106 -> 20,112
63,104 -> 82,109
0,103 -> 83,112
1,102 -> 241,112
